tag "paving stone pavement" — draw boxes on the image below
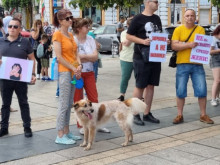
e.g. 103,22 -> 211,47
0,55 -> 220,165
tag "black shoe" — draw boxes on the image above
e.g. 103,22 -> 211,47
117,95 -> 124,101
143,112 -> 160,123
24,127 -> 32,138
0,128 -> 8,137
133,114 -> 145,126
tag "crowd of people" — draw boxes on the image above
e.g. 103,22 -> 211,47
0,0 -> 219,146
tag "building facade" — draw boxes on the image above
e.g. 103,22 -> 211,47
40,0 -> 219,26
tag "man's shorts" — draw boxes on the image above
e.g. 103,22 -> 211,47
176,64 -> 207,98
133,59 -> 161,89
41,58 -> 49,68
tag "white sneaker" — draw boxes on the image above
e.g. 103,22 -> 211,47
97,128 -> 110,133
210,99 -> 218,107
79,128 -> 84,135
36,74 -> 40,80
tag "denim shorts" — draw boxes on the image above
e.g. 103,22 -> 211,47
176,64 -> 207,98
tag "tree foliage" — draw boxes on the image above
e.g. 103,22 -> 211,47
69,0 -> 143,10
2,0 -> 33,10
209,0 -> 220,8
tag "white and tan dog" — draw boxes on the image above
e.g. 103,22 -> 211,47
73,98 -> 146,150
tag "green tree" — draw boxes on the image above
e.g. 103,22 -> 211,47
209,0 -> 220,8
69,0 -> 143,10
2,0 -> 33,10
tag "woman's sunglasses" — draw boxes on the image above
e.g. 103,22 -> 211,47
8,25 -> 19,29
65,16 -> 73,21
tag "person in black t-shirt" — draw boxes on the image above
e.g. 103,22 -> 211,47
127,0 -> 165,126
0,18 -> 36,137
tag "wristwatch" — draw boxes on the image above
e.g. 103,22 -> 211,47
32,73 -> 36,77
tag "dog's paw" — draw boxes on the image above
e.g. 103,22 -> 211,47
80,143 -> 87,147
121,142 -> 128,147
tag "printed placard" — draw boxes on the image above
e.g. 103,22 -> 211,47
0,57 -> 33,82
149,33 -> 168,62
190,34 -> 213,64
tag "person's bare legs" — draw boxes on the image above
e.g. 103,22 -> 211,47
58,125 -> 69,138
143,85 -> 154,115
133,87 -> 144,115
41,68 -> 44,78
142,85 -> 160,123
133,87 -> 145,125
45,68 -> 49,77
211,68 -> 220,100
198,97 -> 206,116
199,97 -> 214,124
173,97 -> 185,124
177,97 -> 185,116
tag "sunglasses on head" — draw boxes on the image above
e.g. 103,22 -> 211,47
8,25 -> 19,29
65,16 -> 73,21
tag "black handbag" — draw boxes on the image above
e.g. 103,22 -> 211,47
169,25 -> 198,68
138,45 -> 150,63
169,51 -> 177,68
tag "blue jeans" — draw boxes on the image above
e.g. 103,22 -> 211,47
176,64 -> 207,98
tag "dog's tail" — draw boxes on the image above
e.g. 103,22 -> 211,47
123,97 -> 147,114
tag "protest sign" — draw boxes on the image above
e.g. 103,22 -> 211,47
190,34 -> 213,64
0,57 -> 33,82
149,33 -> 168,62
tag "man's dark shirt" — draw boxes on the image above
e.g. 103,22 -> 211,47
127,14 -> 162,60
0,35 -> 33,59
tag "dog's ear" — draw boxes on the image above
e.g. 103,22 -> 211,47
88,100 -> 92,107
73,103 -> 79,110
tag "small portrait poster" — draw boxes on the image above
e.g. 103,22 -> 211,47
190,34 -> 213,64
149,33 -> 168,62
0,57 -> 33,82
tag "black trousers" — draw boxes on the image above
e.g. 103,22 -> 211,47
34,50 -> 42,75
0,80 -> 31,129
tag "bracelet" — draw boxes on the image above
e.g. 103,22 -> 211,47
32,73 -> 36,76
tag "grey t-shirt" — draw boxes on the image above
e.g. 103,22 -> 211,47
0,35 -> 33,59
117,22 -> 124,37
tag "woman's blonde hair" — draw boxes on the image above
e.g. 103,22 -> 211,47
32,19 -> 44,33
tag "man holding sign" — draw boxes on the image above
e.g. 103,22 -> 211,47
171,9 -> 214,124
0,18 -> 36,137
127,0 -> 163,125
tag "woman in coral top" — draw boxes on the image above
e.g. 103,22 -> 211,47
53,9 -> 82,145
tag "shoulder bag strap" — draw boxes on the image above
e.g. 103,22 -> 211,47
185,25 -> 198,42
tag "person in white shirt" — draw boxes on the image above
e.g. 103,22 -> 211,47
118,18 -> 134,101
3,11 -> 12,34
